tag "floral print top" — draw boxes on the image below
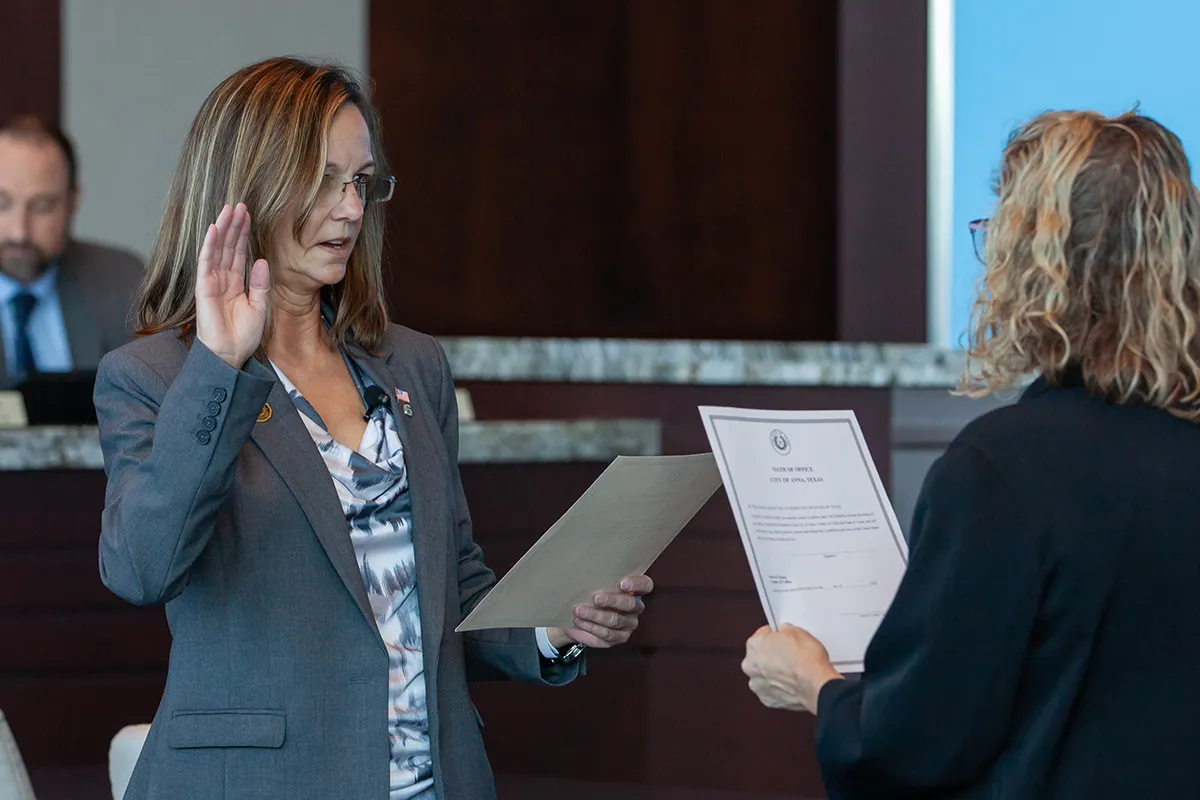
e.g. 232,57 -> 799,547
272,354 -> 435,800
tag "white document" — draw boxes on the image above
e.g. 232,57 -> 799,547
456,454 -> 722,632
699,407 -> 908,672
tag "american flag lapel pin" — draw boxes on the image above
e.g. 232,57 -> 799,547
395,388 -> 413,416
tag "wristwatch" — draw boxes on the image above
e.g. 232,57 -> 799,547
550,642 -> 586,664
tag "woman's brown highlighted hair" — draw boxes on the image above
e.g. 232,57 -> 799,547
135,57 -> 389,351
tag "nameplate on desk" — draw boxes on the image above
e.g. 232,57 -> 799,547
0,391 -> 28,429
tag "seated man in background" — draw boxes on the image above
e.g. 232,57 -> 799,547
0,115 -> 142,384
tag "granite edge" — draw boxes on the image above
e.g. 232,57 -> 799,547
0,419 -> 662,471
438,337 -> 968,388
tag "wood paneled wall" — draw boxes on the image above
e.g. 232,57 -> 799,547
0,472 -> 168,768
370,1 -> 841,341
837,0 -> 928,342
0,0 -> 60,123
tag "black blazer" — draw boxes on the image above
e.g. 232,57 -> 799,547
816,371 -> 1200,799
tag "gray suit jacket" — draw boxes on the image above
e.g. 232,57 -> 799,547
0,239 -> 142,377
93,325 -> 582,800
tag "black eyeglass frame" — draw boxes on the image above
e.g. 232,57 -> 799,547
968,218 -> 989,263
332,174 -> 397,205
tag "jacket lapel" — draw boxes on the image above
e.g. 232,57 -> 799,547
243,358 -> 382,643
353,347 -> 448,674
56,252 -> 104,369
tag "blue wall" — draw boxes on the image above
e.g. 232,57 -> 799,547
948,0 -> 1200,346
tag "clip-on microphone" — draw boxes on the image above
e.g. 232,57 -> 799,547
362,385 -> 388,421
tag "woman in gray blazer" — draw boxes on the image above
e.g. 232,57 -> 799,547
93,57 -> 651,800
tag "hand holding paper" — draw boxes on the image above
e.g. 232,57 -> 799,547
742,623 -> 845,714
456,454 -> 722,633
545,573 -> 655,650
699,407 -> 908,673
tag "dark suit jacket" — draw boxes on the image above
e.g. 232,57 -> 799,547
93,326 -> 582,800
0,239 -> 142,377
816,370 -> 1200,799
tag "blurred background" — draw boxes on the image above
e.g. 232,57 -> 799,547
2,1 -> 1198,798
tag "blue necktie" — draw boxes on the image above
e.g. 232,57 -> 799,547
10,291 -> 38,376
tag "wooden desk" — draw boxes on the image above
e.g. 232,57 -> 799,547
2,334 -> 959,797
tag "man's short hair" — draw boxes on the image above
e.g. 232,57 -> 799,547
0,115 -> 78,189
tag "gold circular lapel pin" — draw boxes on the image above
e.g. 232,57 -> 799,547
257,403 -> 272,423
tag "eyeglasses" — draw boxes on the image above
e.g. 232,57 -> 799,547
318,174 -> 396,207
968,218 -> 989,263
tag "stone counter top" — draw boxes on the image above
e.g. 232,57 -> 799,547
440,337 -> 966,388
0,419 -> 661,471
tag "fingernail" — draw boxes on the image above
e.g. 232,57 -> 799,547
595,594 -> 608,606
575,606 -> 589,619
620,579 -> 632,591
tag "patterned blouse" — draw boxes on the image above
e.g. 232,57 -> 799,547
272,354 -> 435,800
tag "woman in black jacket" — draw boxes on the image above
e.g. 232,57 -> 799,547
741,110 -> 1200,799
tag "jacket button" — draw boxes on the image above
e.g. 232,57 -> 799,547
201,415 -> 217,431
195,429 -> 212,446
212,387 -> 228,403
205,400 -> 221,416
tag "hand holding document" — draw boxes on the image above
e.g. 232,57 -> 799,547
456,454 -> 722,632
699,407 -> 908,672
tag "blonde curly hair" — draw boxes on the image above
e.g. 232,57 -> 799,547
960,110 -> 1200,418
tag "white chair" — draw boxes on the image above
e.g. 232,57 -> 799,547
107,724 -> 150,800
0,709 -> 37,800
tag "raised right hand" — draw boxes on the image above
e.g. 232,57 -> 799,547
194,203 -> 270,368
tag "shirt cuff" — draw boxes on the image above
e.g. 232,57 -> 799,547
535,627 -> 561,660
